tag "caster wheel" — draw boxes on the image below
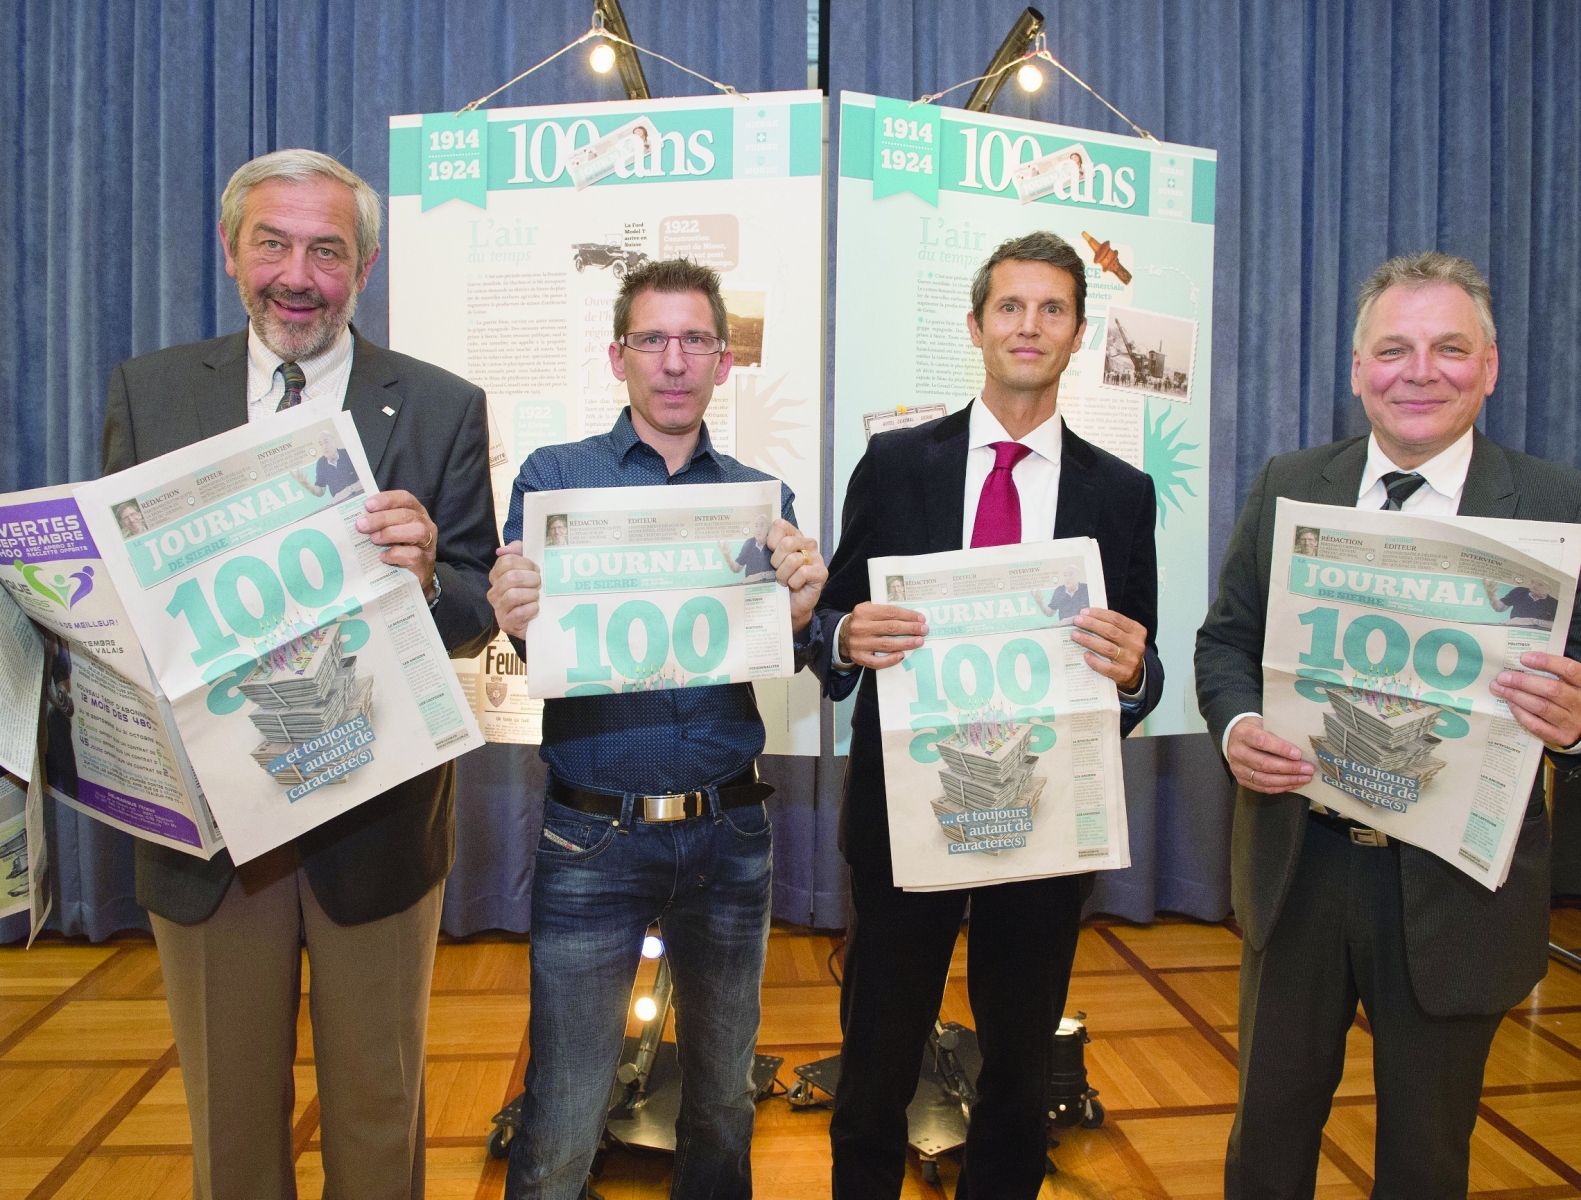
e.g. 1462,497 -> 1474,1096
1081,1098 -> 1106,1129
786,1080 -> 814,1107
487,1124 -> 511,1159
920,1159 -> 940,1186
1045,1156 -> 1058,1174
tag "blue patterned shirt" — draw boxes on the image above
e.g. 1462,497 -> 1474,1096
504,408 -> 818,795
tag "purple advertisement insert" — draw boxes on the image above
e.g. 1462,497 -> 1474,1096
0,497 -> 101,564
72,780 -> 203,847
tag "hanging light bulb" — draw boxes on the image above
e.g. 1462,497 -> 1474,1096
1017,62 -> 1044,92
634,995 -> 658,1022
590,41 -> 616,74
641,935 -> 664,959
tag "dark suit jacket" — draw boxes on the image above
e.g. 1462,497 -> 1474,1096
101,328 -> 498,926
1195,430 -> 1581,1015
812,403 -> 1165,880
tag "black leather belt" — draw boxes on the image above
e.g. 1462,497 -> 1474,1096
548,765 -> 773,823
1307,806 -> 1391,847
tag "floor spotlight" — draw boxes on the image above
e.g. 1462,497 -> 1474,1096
634,995 -> 658,1022
641,934 -> 664,959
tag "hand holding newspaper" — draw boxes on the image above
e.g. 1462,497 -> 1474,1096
73,407 -> 483,865
870,538 -> 1130,891
1262,499 -> 1581,889
518,481 -> 796,698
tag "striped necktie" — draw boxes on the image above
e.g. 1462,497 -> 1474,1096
1379,470 -> 1426,510
275,361 -> 306,411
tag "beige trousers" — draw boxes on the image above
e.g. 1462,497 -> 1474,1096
150,846 -> 444,1200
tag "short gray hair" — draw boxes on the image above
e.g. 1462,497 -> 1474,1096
970,231 -> 1087,329
220,149 -> 382,275
1353,251 -> 1496,351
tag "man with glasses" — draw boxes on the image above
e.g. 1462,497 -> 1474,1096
486,258 -> 827,1200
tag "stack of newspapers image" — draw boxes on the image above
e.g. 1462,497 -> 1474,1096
1262,499 -> 1581,889
870,537 -> 1131,892
0,408 -> 482,937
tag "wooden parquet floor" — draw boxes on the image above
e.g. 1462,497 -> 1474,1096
2,906 -> 1579,1199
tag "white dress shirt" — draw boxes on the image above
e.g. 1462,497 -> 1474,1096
245,325 -> 355,423
1224,426 -> 1578,763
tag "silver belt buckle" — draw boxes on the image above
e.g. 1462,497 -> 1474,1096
643,793 -> 688,822
1350,827 -> 1388,848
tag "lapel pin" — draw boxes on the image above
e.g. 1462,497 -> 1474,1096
382,406 -> 395,416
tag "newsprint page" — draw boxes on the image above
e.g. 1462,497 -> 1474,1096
1263,498 -> 1581,889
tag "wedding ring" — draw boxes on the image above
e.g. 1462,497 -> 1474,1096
421,529 -> 434,550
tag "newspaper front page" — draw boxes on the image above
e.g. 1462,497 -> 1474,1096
0,762 -> 52,944
74,408 -> 484,866
0,484 -> 221,856
870,538 -> 1130,891
519,481 -> 796,698
1263,499 -> 1581,889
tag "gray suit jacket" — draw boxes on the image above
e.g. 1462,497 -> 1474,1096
101,328 -> 498,926
1196,430 -> 1581,1016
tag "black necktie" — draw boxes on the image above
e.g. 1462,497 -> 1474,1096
1379,471 -> 1426,511
275,361 -> 306,411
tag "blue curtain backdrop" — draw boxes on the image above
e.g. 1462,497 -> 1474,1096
825,0 -> 1581,924
0,0 -> 816,942
4,1 -> 1580,940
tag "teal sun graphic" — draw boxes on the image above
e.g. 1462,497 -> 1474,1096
1143,400 -> 1200,528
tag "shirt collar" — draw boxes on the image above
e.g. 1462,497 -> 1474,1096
1358,427 -> 1475,502
612,406 -> 721,468
247,323 -> 354,393
967,395 -> 1064,466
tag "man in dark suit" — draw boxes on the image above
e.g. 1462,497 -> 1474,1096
812,231 -> 1164,1198
1196,251 -> 1581,1199
100,149 -> 496,1200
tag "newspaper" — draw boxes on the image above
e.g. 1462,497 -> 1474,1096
1263,499 -> 1581,889
0,484 -> 222,856
0,762 -> 52,944
73,408 -> 484,866
518,481 -> 796,698
453,631 -> 543,743
0,583 -> 43,779
870,538 -> 1130,891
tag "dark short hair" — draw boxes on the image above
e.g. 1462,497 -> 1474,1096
612,258 -> 730,343
970,231 -> 1087,329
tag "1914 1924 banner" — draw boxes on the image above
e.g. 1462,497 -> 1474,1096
1262,499 -> 1581,889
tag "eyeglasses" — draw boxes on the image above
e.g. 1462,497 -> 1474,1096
619,332 -> 727,355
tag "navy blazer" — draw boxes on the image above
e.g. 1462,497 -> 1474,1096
812,402 -> 1164,878
101,328 -> 498,926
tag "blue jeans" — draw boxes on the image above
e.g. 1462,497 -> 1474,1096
505,793 -> 773,1200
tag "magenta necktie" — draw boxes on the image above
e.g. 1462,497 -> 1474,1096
971,441 -> 1033,547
